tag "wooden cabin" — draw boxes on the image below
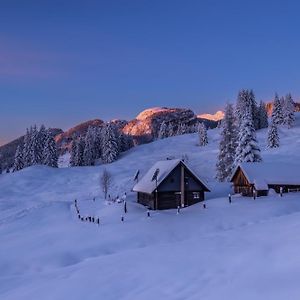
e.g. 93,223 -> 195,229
133,159 -> 210,210
230,162 -> 300,197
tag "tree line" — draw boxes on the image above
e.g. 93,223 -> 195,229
12,125 -> 58,172
70,123 -> 134,166
216,90 -> 295,182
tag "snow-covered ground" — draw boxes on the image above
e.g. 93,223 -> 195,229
1,114 -> 300,299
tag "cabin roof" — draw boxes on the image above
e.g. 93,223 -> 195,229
230,162 -> 300,190
133,159 -> 210,194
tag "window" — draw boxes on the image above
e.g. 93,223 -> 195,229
193,192 -> 200,199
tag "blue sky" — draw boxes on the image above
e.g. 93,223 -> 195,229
1,0 -> 300,144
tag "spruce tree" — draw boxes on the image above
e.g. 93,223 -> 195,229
38,125 -> 47,163
23,128 -> 32,167
94,127 -> 104,160
29,125 -> 42,165
70,138 -> 77,167
272,93 -> 284,125
234,108 -> 262,166
43,131 -> 58,167
258,101 -> 269,129
267,118 -> 279,148
216,103 -> 237,181
167,123 -> 175,136
102,124 -> 119,164
75,136 -> 85,166
158,121 -> 168,139
283,93 -> 295,128
13,145 -> 24,172
83,126 -> 96,166
249,90 -> 259,130
198,123 -> 208,146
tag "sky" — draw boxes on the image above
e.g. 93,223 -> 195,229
1,0 -> 300,144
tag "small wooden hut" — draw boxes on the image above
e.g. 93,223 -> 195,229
230,162 -> 300,196
133,159 -> 210,210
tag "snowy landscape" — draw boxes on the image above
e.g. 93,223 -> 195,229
1,103 -> 300,299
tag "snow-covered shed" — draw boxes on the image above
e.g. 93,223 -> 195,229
230,162 -> 300,196
133,159 -> 210,210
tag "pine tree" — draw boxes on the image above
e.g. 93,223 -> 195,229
235,89 -> 259,129
234,108 -> 262,166
70,137 -> 77,167
216,103 -> 237,181
282,93 -> 295,128
94,126 -> 104,159
23,128 -> 32,167
158,121 -> 168,139
167,123 -> 175,136
258,101 -> 269,129
29,125 -> 42,165
13,145 -> 24,172
249,90 -> 260,130
75,136 -> 85,166
272,93 -> 284,125
267,118 -> 280,148
198,123 -> 208,146
102,124 -> 119,164
83,126 -> 96,166
43,131 -> 58,167
37,125 -> 47,163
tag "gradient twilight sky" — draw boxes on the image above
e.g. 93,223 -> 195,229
1,0 -> 300,144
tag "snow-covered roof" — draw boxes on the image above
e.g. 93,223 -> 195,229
133,159 -> 210,194
231,162 -> 300,190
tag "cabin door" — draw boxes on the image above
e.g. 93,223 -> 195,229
174,192 -> 181,208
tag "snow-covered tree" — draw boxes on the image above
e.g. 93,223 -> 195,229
272,93 -> 284,125
83,126 -> 96,166
282,93 -> 295,128
158,121 -> 168,139
258,101 -> 269,129
248,90 -> 260,130
167,123 -> 175,136
29,125 -> 42,165
267,118 -> 279,148
235,89 -> 259,130
235,89 -> 248,126
234,108 -> 262,166
75,136 -> 85,166
37,125 -> 47,163
102,124 -> 119,164
43,131 -> 58,167
119,132 -> 134,152
216,103 -> 237,181
198,123 -> 208,146
23,128 -> 32,167
70,137 -> 77,167
13,145 -> 24,172
176,123 -> 188,135
94,126 -> 104,159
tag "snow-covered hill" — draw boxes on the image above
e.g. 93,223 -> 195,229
1,114 -> 300,299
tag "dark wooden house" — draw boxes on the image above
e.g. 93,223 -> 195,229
133,159 -> 210,210
230,162 -> 300,197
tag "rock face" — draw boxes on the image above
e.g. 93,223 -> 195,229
55,119 -> 104,153
122,107 -> 216,144
198,110 -> 224,121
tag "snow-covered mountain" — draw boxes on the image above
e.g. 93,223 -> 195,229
0,107 -> 218,168
1,114 -> 300,299
123,106 -> 217,143
198,110 -> 224,121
